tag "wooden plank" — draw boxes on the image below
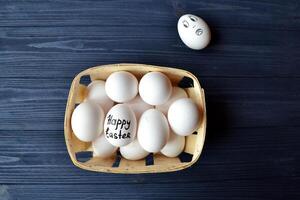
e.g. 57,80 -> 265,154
0,0 -> 299,29
0,0 -> 299,198
2,180 -> 298,200
0,27 -> 299,78
0,126 -> 298,184
0,77 -> 299,130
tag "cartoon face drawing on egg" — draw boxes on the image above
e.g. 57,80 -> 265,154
177,14 -> 211,50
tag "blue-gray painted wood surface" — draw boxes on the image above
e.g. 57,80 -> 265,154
0,0 -> 299,199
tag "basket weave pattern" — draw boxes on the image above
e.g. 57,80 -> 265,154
64,63 -> 206,173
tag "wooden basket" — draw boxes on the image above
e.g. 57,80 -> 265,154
64,63 -> 207,173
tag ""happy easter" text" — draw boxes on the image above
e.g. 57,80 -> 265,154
105,114 -> 131,139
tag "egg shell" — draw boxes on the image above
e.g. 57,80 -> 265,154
161,131 -> 185,157
125,95 -> 153,120
92,133 -> 118,158
178,14 -> 211,50
87,80 -> 114,114
71,101 -> 104,142
168,98 -> 200,136
120,139 -> 149,160
104,104 -> 137,147
105,71 -> 138,103
139,72 -> 172,105
156,87 -> 188,115
138,109 -> 169,153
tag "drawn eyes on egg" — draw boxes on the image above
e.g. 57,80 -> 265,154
189,16 -> 197,22
183,16 -> 198,28
196,29 -> 203,36
183,20 -> 189,28
177,14 -> 211,50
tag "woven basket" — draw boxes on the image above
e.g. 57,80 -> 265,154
64,63 -> 206,173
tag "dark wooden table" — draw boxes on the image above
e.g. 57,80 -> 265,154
0,0 -> 299,199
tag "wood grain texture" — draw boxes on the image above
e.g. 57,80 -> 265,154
0,77 -> 299,130
0,0 -> 299,199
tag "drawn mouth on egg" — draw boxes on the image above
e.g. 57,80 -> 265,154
196,29 -> 203,36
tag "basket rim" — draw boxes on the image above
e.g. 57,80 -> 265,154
64,63 -> 207,174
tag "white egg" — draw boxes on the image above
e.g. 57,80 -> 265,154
104,104 -> 137,147
138,109 -> 169,153
161,131 -> 185,157
139,72 -> 172,105
87,80 -> 114,114
92,133 -> 118,158
71,101 -> 104,142
120,139 -> 149,160
178,14 -> 211,50
125,95 -> 153,120
168,98 -> 200,136
105,71 -> 138,103
156,87 -> 188,115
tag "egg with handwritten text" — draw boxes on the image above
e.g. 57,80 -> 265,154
104,104 -> 137,147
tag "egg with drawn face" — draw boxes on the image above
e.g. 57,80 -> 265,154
177,14 -> 211,50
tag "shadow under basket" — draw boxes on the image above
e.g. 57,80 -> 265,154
64,63 -> 207,173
